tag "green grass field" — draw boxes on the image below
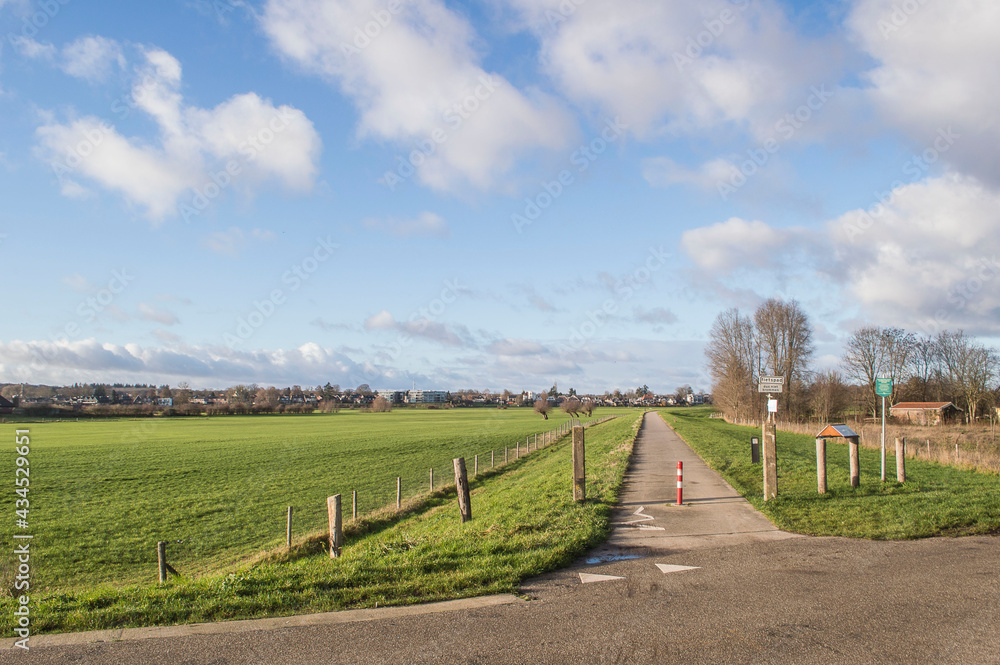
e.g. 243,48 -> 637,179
660,408 -> 1000,539
0,409 -> 644,634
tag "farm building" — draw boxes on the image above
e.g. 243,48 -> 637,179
0,395 -> 13,414
890,402 -> 963,425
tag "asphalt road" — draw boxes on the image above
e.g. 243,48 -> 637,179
6,412 -> 999,664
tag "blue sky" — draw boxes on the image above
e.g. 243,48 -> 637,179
1,0 -> 998,394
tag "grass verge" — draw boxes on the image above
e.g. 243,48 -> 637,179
1,412 -> 643,635
660,408 -> 1000,540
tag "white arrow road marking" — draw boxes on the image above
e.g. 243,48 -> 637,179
579,573 -> 626,584
655,564 -> 701,574
612,506 -> 665,530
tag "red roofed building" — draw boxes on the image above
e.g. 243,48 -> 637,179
889,402 -> 962,425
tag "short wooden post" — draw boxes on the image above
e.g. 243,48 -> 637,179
572,426 -> 586,501
352,490 -> 357,520
515,442 -> 519,460
396,476 -> 401,509
816,438 -> 827,494
491,450 -> 494,468
474,454 -> 478,476
430,468 -> 434,492
534,433 -> 537,450
157,541 -> 167,584
286,506 -> 293,549
505,446 -> 508,463
896,437 -> 906,482
328,495 -> 342,558
453,457 -> 472,523
848,435 -> 861,487
763,422 -> 778,500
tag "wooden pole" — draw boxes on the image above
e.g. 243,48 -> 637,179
396,476 -> 401,509
286,506 -> 293,549
848,436 -> 861,487
352,490 -> 357,520
453,457 -> 472,523
572,426 -> 586,501
430,468 -> 434,492
328,495 -> 342,558
157,541 -> 167,584
816,438 -> 827,494
896,437 -> 906,483
534,433 -> 537,450
763,422 -> 778,500
491,450 -> 494,468
505,446 -> 508,464
474,454 -> 478,477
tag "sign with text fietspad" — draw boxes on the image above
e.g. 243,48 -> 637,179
758,375 -> 784,393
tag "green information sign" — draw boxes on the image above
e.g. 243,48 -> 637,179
875,378 -> 893,398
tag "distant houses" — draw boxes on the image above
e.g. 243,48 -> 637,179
0,395 -> 13,415
890,402 -> 963,425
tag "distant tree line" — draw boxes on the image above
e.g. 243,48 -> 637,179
707,299 -> 1000,424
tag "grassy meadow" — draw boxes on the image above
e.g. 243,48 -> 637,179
1,408 -> 643,633
660,407 -> 1000,539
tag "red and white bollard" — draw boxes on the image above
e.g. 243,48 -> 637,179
676,461 -> 683,506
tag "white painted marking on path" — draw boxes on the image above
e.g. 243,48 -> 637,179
655,564 -> 701,574
611,506 -> 665,530
579,573 -> 625,584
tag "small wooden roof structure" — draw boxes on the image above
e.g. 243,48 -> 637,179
816,424 -> 859,438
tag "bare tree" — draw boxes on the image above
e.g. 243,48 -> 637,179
936,330 -> 999,422
369,395 -> 392,413
561,397 -> 582,417
581,399 -> 595,417
705,308 -> 757,421
807,370 -> 850,423
534,398 -> 551,420
754,298 -> 814,418
908,336 -> 941,401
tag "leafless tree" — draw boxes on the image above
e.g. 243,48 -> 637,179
534,398 -> 551,420
843,326 -> 914,418
807,370 -> 850,423
561,397 -> 582,417
936,330 -> 999,422
754,298 -> 814,419
705,308 -> 757,421
581,399 -> 595,417
369,395 -> 392,413
908,336 -> 941,401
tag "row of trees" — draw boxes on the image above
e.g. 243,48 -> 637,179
707,298 -> 1000,424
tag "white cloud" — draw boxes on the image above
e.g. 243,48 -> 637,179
507,0 -> 843,139
260,0 -> 573,192
681,218 -> 800,272
364,310 -> 396,330
60,36 -> 125,82
828,173 -> 1000,333
633,307 -> 678,325
10,36 -> 56,60
362,211 -> 449,238
35,47 -> 321,221
848,0 -> 1000,184
0,338 -> 398,387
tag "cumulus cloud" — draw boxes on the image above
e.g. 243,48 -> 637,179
60,36 -> 125,82
643,156 -> 739,191
488,337 -> 546,356
10,36 -> 56,60
681,218 -> 804,272
506,0 -> 844,139
35,47 -> 321,221
362,212 -> 449,238
848,0 -> 1000,185
633,307 -> 678,325
260,0 -> 574,192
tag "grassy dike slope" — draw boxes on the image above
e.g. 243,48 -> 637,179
661,408 -> 1000,540
2,412 -> 643,635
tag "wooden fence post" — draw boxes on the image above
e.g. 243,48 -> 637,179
352,490 -> 357,520
328,495 -> 342,558
453,458 -> 472,523
896,437 -> 906,483
572,426 -> 586,501
763,422 -> 778,501
396,476 -> 401,509
491,450 -> 494,468
474,454 -> 478,476
848,435 -> 861,487
286,506 -> 293,549
816,438 -> 827,494
430,467 -> 434,492
157,541 -> 167,584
